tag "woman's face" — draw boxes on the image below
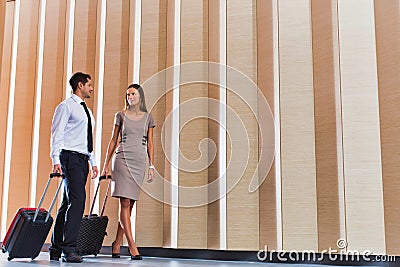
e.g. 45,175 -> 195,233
127,88 -> 140,107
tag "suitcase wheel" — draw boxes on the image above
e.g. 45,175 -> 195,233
7,257 -> 12,261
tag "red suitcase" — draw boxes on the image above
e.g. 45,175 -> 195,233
1,173 -> 63,261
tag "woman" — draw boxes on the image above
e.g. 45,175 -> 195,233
101,84 -> 155,260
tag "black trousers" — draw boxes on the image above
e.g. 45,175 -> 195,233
51,150 -> 89,254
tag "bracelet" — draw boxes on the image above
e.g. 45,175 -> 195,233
149,165 -> 155,170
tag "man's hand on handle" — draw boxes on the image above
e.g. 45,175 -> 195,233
91,166 -> 99,179
54,164 -> 98,179
53,164 -> 62,175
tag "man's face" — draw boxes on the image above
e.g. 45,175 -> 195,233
80,79 -> 93,99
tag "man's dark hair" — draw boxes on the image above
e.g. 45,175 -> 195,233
69,72 -> 91,91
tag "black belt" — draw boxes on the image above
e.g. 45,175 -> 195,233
61,149 -> 89,161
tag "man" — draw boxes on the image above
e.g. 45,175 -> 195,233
49,72 -> 99,263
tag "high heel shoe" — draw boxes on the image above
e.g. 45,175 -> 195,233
129,248 -> 142,260
111,242 -> 120,258
130,254 -> 142,260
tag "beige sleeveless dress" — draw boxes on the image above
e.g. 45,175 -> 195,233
111,111 -> 155,200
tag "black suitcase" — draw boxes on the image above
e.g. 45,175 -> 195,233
76,175 -> 111,256
1,173 -> 64,261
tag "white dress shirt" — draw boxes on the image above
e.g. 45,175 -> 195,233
50,94 -> 96,166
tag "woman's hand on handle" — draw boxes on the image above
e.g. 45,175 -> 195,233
101,165 -> 109,177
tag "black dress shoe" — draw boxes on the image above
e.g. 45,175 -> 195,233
130,254 -> 142,260
49,253 -> 60,261
62,252 -> 83,263
49,248 -> 61,261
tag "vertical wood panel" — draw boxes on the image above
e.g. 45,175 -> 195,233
374,0 -> 400,255
257,0 -> 277,251
73,0 -> 98,213
226,0 -> 259,250
207,0 -> 222,250
311,0 -> 341,251
136,0 -> 167,247
338,0 -> 385,253
101,0 -> 130,246
0,1 -> 13,238
279,0 -> 318,251
73,0 -> 97,91
162,0 -> 177,248
35,0 -> 67,242
178,0 -> 208,249
127,0 -> 136,83
375,0 -> 400,255
6,0 -> 40,226
0,0 -> 5,78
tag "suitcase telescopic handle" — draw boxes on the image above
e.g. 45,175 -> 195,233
34,173 -> 64,222
88,175 -> 112,218
99,175 -> 111,181
49,173 -> 63,178
100,176 -> 112,217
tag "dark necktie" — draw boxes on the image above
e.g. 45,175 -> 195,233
81,102 -> 93,153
